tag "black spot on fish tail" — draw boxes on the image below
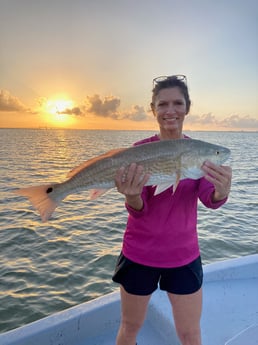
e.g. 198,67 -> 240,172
46,187 -> 53,194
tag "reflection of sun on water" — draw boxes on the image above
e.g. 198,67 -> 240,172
45,99 -> 75,127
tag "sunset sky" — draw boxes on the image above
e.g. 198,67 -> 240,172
0,0 -> 257,131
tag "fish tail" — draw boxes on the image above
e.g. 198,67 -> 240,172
14,184 -> 62,222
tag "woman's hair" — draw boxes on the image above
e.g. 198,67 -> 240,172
151,76 -> 191,114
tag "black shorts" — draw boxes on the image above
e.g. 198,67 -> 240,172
112,253 -> 203,296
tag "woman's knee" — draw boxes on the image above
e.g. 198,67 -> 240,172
119,286 -> 151,336
167,289 -> 202,345
120,318 -> 143,336
176,326 -> 201,345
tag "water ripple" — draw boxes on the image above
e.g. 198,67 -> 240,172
0,129 -> 257,332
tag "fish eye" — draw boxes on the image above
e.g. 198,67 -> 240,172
216,151 -> 220,155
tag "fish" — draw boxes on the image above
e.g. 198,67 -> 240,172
14,139 -> 230,222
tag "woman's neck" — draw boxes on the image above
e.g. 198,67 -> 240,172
158,129 -> 183,140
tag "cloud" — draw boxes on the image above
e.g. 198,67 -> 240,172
0,89 -> 29,112
58,107 -> 83,116
121,105 -> 149,121
57,94 -> 150,122
36,97 -> 47,107
85,96 -> 150,121
220,114 -> 258,129
58,94 -> 121,119
185,112 -> 258,130
4,89 -> 255,130
86,94 -> 120,119
185,113 -> 218,126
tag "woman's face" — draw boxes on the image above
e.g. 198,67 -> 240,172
152,87 -> 187,134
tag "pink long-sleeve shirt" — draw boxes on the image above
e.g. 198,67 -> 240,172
122,134 -> 227,268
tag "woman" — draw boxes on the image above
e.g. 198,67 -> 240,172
113,75 -> 232,345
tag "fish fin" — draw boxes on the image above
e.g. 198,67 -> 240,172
89,188 -> 109,200
172,171 -> 181,194
154,170 -> 181,195
14,184 -> 60,222
154,183 -> 173,195
67,148 -> 127,178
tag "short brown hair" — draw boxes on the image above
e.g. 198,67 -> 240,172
151,76 -> 191,114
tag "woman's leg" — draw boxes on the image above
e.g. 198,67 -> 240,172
116,286 -> 152,345
167,288 -> 202,345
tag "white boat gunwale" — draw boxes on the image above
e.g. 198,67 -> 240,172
1,254 -> 258,345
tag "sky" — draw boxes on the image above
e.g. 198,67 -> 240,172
0,0 -> 257,131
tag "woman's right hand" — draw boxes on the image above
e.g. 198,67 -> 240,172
115,163 -> 150,210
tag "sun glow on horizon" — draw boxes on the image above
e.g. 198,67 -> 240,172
44,99 -> 75,126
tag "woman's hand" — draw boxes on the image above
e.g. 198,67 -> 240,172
115,163 -> 150,210
202,161 -> 232,202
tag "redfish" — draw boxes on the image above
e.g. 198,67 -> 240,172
14,139 -> 230,222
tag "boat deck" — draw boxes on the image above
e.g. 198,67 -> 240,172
202,278 -> 258,345
82,318 -> 171,345
1,255 -> 258,345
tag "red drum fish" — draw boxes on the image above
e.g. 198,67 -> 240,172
14,139 -> 230,222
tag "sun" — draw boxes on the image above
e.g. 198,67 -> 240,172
45,99 -> 75,126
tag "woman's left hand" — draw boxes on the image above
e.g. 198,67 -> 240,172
202,161 -> 232,202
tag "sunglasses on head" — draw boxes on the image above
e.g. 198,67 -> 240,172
152,75 -> 187,88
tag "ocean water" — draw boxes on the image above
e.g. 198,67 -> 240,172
0,128 -> 257,333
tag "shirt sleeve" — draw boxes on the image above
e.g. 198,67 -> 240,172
125,186 -> 151,218
125,202 -> 146,218
198,177 -> 228,209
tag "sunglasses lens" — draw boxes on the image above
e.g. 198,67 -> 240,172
153,75 -> 187,87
